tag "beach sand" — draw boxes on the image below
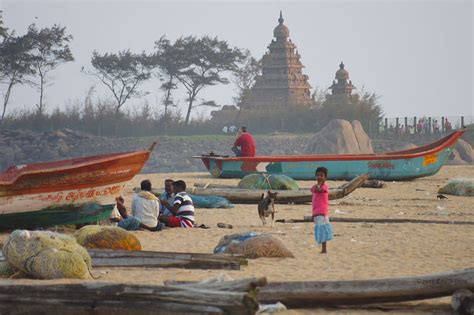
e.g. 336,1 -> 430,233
1,165 -> 473,313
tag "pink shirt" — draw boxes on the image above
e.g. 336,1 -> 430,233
311,183 -> 329,216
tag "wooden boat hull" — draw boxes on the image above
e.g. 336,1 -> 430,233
196,131 -> 464,180
147,174 -> 368,204
0,145 -> 154,230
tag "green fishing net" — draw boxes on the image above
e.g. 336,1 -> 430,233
238,174 -> 299,190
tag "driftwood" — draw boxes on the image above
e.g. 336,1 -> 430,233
0,249 -> 247,270
88,249 -> 247,270
0,276 -> 266,314
259,268 -> 474,307
144,174 -> 368,204
275,216 -> 474,225
361,179 -> 386,189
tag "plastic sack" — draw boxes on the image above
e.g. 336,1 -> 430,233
438,178 -> 474,197
190,194 -> 234,208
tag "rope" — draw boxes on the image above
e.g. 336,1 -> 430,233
203,183 -> 211,189
262,174 -> 273,190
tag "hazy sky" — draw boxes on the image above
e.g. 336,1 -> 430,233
2,0 -> 473,119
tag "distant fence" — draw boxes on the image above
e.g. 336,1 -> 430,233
376,116 -> 473,135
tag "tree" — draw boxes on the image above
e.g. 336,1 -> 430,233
27,24 -> 74,115
149,36 -> 188,133
318,88 -> 383,133
0,11 -> 8,39
232,50 -> 261,106
0,34 -> 35,122
85,50 -> 151,136
176,36 -> 245,125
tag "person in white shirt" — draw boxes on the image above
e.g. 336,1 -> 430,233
131,179 -> 161,230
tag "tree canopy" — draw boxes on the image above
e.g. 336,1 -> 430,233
174,36 -> 245,125
88,50 -> 152,113
26,24 -> 74,114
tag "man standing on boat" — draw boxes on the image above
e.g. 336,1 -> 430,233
231,125 -> 256,157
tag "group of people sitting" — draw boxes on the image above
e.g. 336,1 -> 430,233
111,179 -> 195,231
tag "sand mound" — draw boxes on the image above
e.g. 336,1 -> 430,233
3,230 -> 91,279
75,225 -> 142,251
214,232 -> 294,259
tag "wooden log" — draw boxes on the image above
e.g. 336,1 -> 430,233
144,174 -> 368,204
0,249 -> 248,270
361,179 -> 386,189
0,276 -> 266,314
275,216 -> 474,225
259,268 -> 474,307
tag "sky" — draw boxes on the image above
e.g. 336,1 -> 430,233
1,0 -> 473,120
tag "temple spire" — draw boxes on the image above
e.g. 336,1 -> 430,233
279,10 -> 284,24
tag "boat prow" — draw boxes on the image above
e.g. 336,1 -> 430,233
0,143 -> 157,230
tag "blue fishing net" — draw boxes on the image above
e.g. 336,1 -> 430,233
213,232 -> 258,254
190,194 -> 235,209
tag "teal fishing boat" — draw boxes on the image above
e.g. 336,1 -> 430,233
195,130 -> 464,180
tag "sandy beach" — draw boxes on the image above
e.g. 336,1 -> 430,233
1,165 -> 473,313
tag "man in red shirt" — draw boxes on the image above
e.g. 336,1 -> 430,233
232,126 -> 256,157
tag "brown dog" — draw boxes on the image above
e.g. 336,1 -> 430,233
258,191 -> 278,226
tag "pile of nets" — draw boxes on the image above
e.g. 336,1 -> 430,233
2,230 -> 91,279
75,225 -> 142,251
438,178 -> 474,197
214,232 -> 294,259
238,174 -> 299,191
190,194 -> 234,209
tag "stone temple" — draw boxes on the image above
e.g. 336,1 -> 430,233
239,11 -> 314,108
327,62 -> 356,102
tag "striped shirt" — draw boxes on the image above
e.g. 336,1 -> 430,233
173,192 -> 195,228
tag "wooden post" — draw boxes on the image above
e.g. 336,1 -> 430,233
384,118 -> 388,133
404,117 -> 408,134
413,116 -> 417,134
428,117 -> 432,135
461,116 -> 465,128
396,117 -> 399,130
442,116 -> 445,133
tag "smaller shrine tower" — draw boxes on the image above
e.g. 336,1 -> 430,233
328,62 -> 355,101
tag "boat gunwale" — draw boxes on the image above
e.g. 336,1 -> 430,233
0,149 -> 151,186
193,130 -> 464,163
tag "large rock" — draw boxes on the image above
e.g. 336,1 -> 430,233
306,119 -> 374,154
455,139 -> 474,164
351,120 -> 374,153
446,148 -> 469,165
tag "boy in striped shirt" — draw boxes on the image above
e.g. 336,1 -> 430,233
159,180 -> 195,228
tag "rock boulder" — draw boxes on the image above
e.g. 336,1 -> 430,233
306,119 -> 374,154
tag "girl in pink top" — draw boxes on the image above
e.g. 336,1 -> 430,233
311,167 -> 333,253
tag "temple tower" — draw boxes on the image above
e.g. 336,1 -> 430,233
327,62 -> 355,101
239,11 -> 313,108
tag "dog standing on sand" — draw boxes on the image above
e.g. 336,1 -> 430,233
258,191 -> 278,226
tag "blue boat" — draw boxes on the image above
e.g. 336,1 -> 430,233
195,130 -> 464,180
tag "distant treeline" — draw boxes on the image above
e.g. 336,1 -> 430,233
0,13 -> 383,137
